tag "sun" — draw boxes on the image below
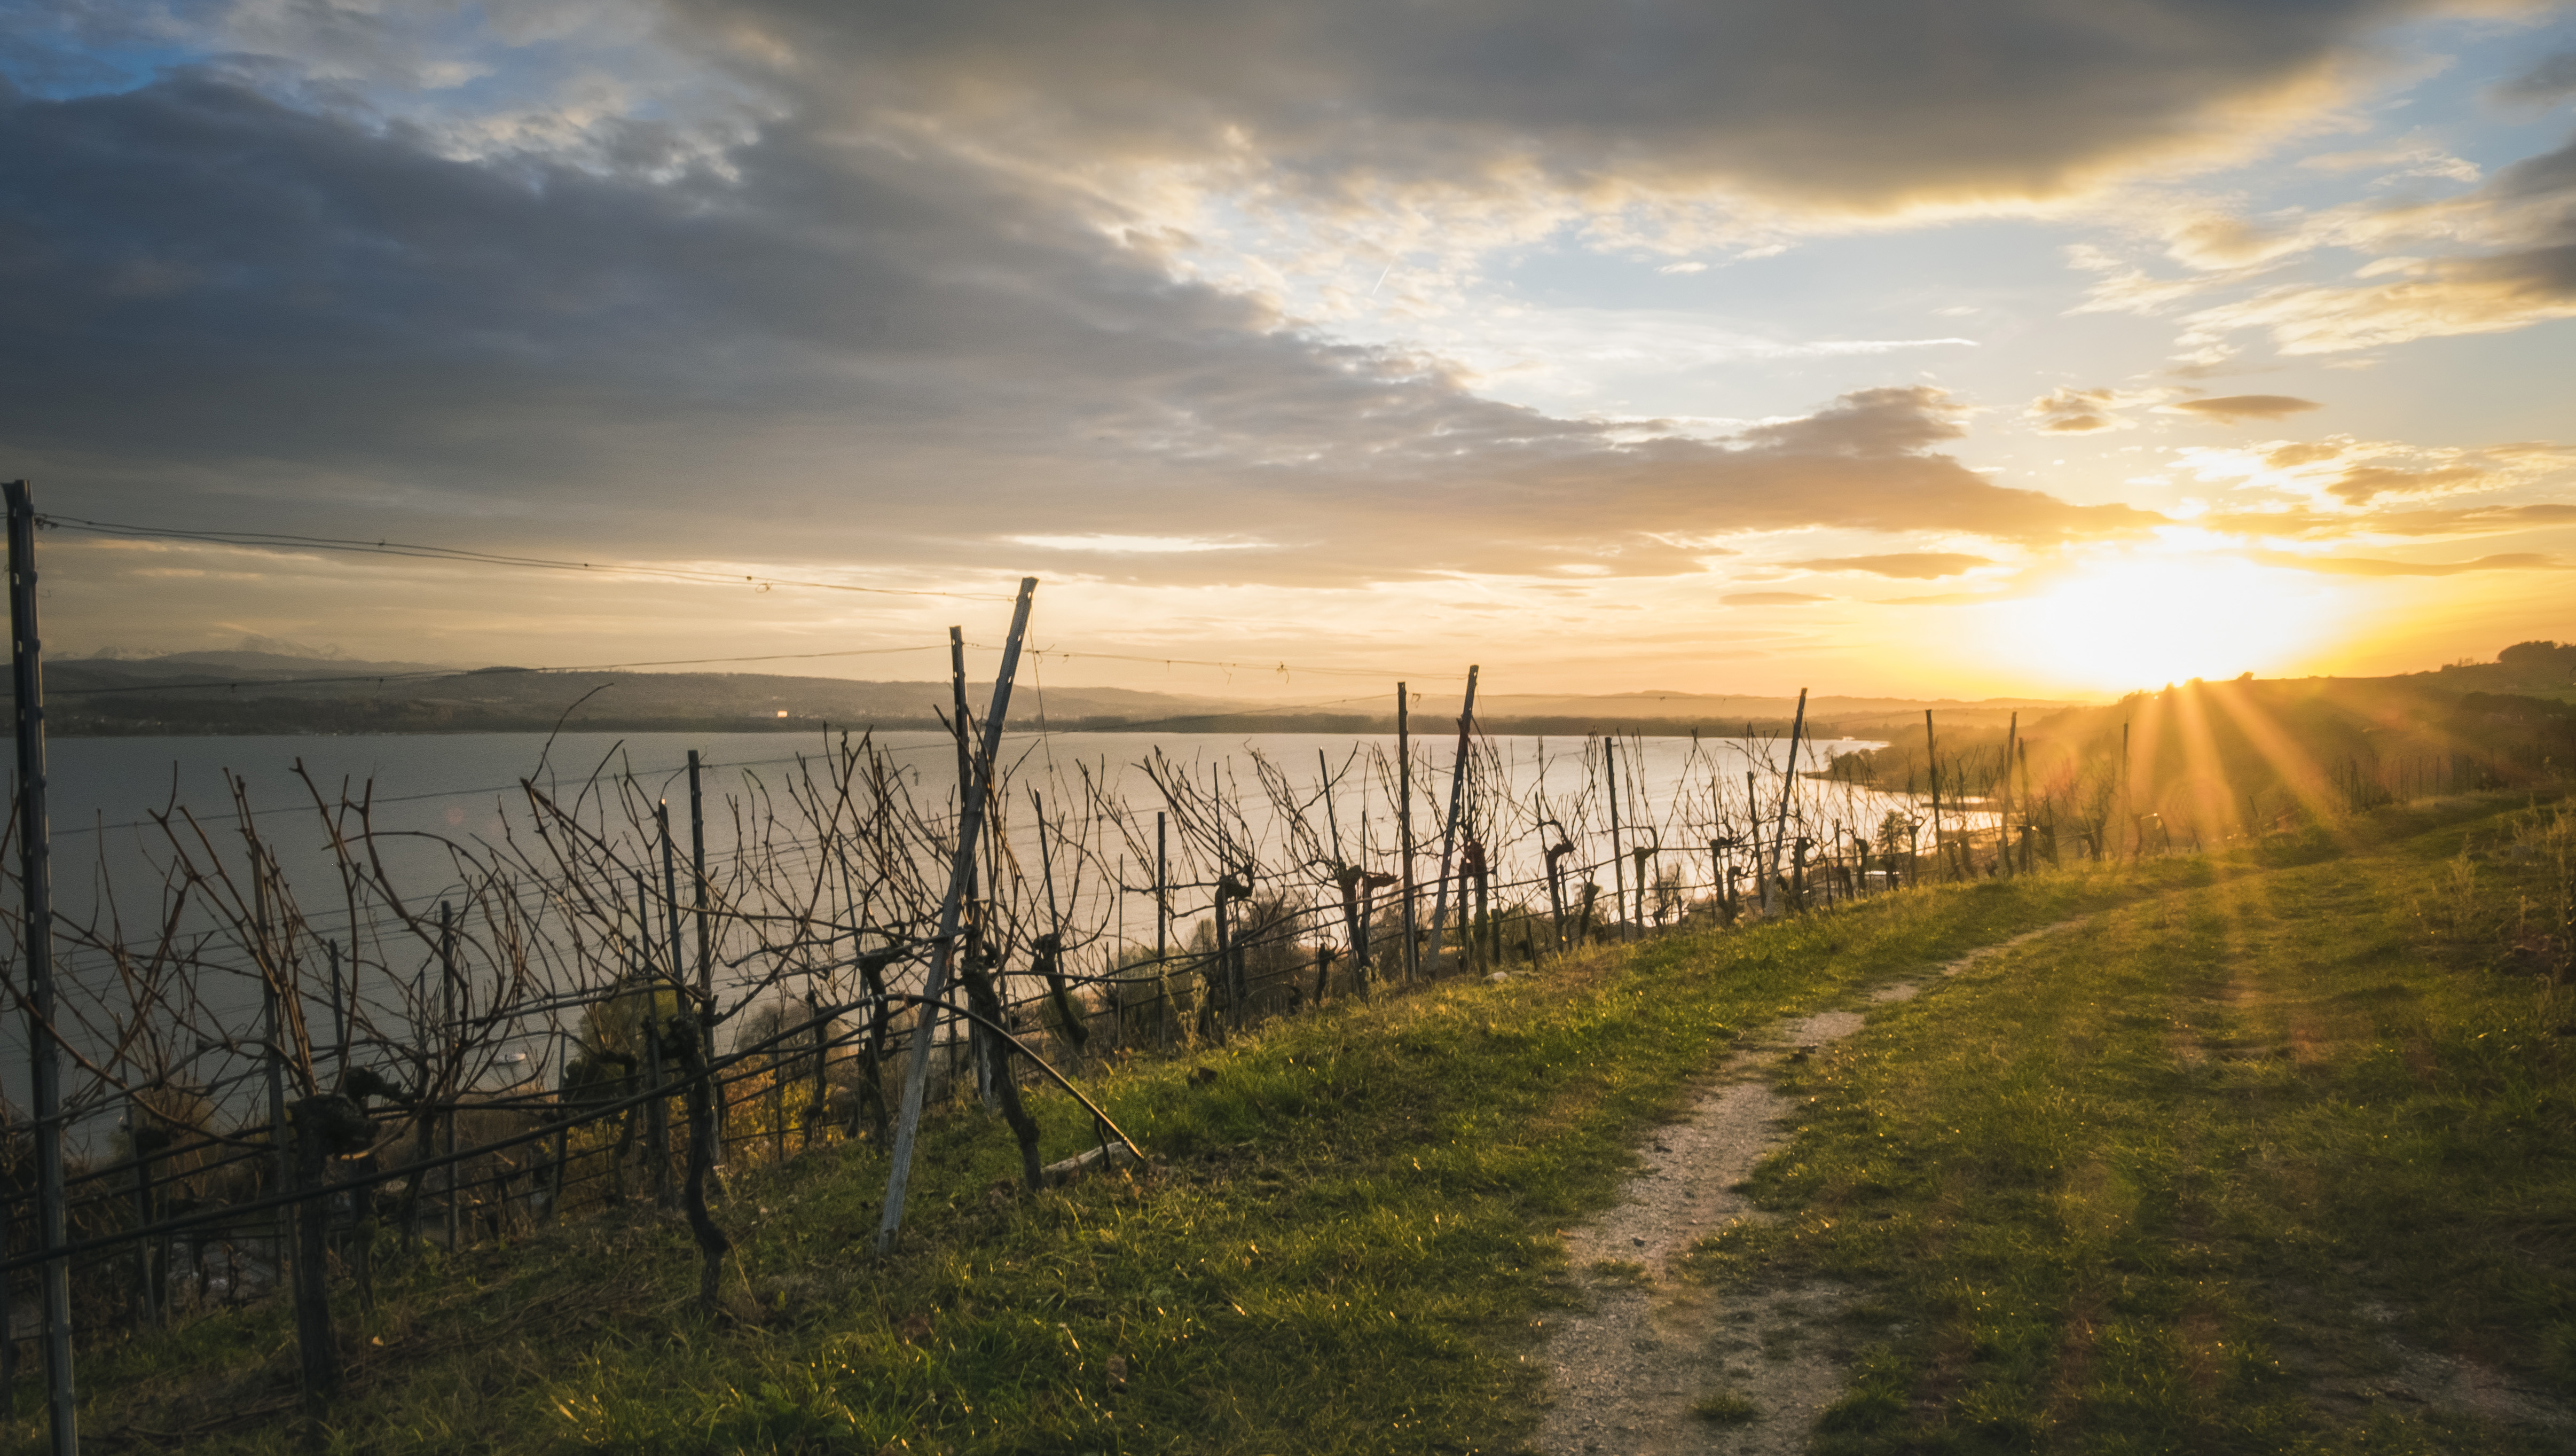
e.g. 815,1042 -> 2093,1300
1986,552 -> 2335,694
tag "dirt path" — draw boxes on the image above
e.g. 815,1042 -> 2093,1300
1530,920 -> 2083,1455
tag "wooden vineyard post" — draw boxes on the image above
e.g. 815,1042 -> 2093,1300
439,899 -> 465,1246
687,752 -> 712,998
1604,737 -> 1627,938
6,480 -> 75,1456
946,628 -> 1002,1108
807,990 -> 828,1149
1763,691 -> 1809,917
127,1093 -> 158,1330
2018,740 -> 2034,873
287,1096 -> 339,1399
634,873 -> 670,1208
260,969 -> 296,1290
877,577 -> 1038,1254
1745,770 -> 1761,893
1423,666 -> 1478,975
1397,683 -> 1416,982
2,1174 -> 15,1421
1320,749 -> 1358,995
1999,711 -> 2019,876
2122,720 -> 2133,859
687,750 -> 722,1163
1154,811 -> 1169,1051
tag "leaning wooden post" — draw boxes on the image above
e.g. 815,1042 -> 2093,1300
1763,690 -> 1809,917
1922,709 -> 1942,880
6,480 -> 77,1456
1422,666 -> 1479,975
877,577 -> 1038,1254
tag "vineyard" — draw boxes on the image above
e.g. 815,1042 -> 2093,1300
2,583 -> 2567,1448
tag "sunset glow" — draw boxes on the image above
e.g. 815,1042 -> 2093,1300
1,2 -> 2570,695
1996,554 -> 2337,693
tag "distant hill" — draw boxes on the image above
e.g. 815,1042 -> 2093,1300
1472,693 -> 2076,737
25,642 -> 2569,743
33,654 -> 1245,737
1821,647 -> 2576,849
17,652 -> 2085,739
2392,639 -> 2576,702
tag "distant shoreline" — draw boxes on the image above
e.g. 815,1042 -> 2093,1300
46,713 -> 1868,740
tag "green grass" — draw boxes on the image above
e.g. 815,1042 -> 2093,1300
1693,1391 -> 1761,1424
1682,792 -> 2576,1453
12,855 -> 2163,1454
26,794 -> 2566,1454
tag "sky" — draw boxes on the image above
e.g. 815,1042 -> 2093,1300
3,0 -> 2573,703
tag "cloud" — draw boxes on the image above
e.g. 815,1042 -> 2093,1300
1789,553 -> 1997,579
676,0 -> 2464,220
2201,500 -> 2576,540
2249,551 -> 2566,577
2164,394 -> 2323,422
2177,132 -> 2576,355
2027,386 -> 2137,434
2298,139 -> 2480,184
0,77 -> 2172,598
1723,592 -> 1834,606
2324,463 -> 2490,504
1011,535 -> 1269,554
2265,442 -> 2345,468
2494,52 -> 2576,107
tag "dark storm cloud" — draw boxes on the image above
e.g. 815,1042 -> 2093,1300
698,0 -> 2439,208
0,72 -> 2167,589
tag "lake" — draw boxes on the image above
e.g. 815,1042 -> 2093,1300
14,727 -> 1924,1145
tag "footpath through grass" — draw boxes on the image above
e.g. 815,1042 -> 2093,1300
1686,792 -> 2576,1453
18,852 -> 2166,1454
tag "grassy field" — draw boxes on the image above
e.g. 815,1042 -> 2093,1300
1688,793 -> 2576,1453
12,793 -> 2569,1453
